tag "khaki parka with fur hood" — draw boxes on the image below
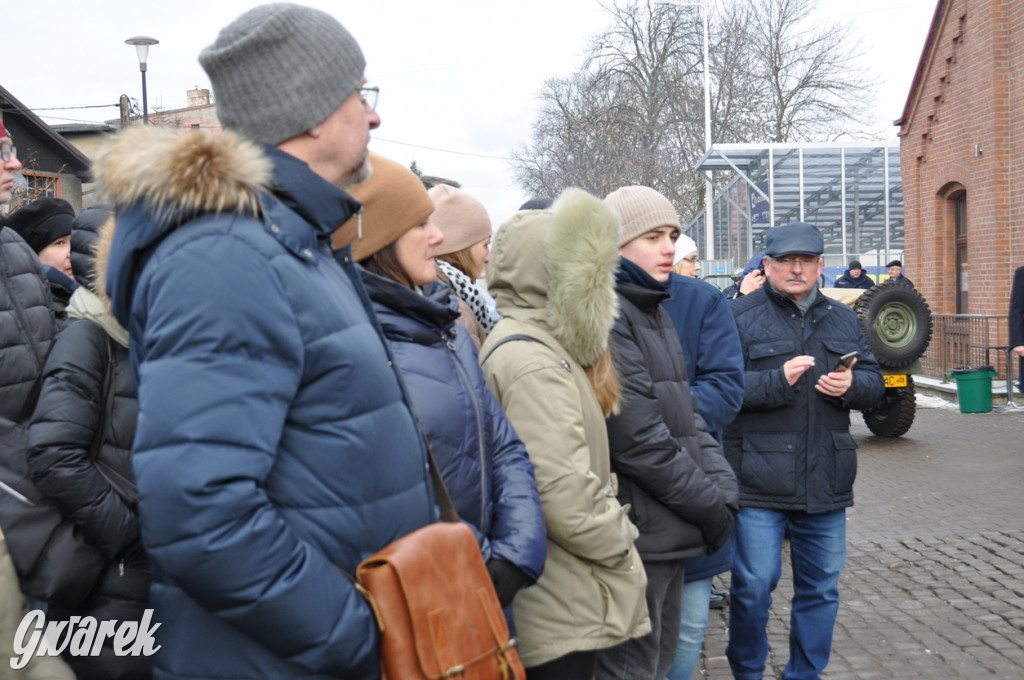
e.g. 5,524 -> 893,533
480,189 -> 650,668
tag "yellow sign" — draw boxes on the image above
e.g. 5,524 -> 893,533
883,374 -> 908,388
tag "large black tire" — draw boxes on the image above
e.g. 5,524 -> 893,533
855,280 -> 932,368
862,378 -> 916,437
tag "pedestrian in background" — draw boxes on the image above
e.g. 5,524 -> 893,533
834,259 -> 874,289
428,183 -> 496,350
480,189 -> 650,680
671,234 -> 701,279
1008,264 -> 1024,391
333,153 -> 546,615
886,259 -> 914,287
725,222 -> 885,680
92,4 -> 438,678
5,197 -> 78,322
598,186 -> 738,680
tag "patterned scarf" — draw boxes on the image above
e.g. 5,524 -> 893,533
437,260 -> 495,333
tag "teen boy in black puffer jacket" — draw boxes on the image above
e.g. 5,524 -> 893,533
596,186 -> 739,680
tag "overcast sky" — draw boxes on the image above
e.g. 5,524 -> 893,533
4,0 -> 936,227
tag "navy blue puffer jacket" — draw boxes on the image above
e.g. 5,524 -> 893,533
834,269 -> 874,290
725,284 -> 885,512
97,129 -> 437,679
362,271 -> 546,584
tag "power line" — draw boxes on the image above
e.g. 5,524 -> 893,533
373,136 -> 511,161
29,104 -> 119,111
1,103 -> 515,160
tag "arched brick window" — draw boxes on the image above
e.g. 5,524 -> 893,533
951,190 -> 967,313
939,182 -> 968,313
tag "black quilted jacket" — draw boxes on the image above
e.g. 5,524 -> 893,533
606,259 -> 738,562
27,310 -> 150,679
725,284 -> 885,513
0,226 -> 56,422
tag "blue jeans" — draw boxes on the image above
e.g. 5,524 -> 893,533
726,508 -> 846,680
665,576 -> 712,680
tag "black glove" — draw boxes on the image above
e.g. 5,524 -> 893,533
486,558 -> 529,608
701,506 -> 736,556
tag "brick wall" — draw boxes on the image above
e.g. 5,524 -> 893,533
898,0 -> 1023,317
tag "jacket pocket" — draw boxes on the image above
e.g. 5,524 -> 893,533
590,546 -> 649,638
747,339 -> 796,369
740,432 -> 796,496
821,338 -> 860,375
830,430 -> 858,495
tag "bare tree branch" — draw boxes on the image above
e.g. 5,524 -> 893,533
509,0 -> 876,219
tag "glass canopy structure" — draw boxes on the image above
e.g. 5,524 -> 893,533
687,142 -> 903,275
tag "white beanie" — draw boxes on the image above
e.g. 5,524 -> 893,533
673,234 -> 698,264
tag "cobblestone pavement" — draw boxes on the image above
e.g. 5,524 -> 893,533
697,399 -> 1024,679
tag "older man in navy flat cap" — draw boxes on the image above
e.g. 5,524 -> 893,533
724,222 -> 884,680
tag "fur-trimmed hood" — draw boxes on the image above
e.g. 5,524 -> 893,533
93,126 -> 272,226
64,215 -> 129,348
487,189 -> 620,367
90,127 -> 274,327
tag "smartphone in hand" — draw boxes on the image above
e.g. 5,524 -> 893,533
833,351 -> 858,372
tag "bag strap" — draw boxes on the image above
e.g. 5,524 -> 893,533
425,443 -> 458,523
89,336 -> 116,462
385,359 -> 460,524
479,333 -> 553,365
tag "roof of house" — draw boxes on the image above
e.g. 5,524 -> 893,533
0,83 -> 92,176
895,0 -> 948,130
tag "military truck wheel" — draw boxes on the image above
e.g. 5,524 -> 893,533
862,378 -> 916,438
855,281 -> 932,368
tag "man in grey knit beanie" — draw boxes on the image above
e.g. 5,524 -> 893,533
199,2 -> 379,187
88,4 -> 445,679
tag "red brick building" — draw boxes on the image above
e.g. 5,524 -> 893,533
897,0 -> 1024,316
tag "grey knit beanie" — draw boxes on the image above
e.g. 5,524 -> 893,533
604,186 -> 681,247
199,3 -> 366,145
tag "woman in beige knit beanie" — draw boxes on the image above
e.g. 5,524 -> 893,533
428,184 -> 497,350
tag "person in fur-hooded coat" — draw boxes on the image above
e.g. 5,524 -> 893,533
27,210 -> 151,679
90,123 -> 437,677
480,189 -> 650,678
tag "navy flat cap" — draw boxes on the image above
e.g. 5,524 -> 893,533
764,222 -> 824,258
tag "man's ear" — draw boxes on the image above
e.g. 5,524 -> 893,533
306,122 -> 325,139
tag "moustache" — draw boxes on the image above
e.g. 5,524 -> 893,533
785,275 -> 807,283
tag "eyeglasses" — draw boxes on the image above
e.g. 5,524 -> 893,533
358,86 -> 379,111
771,256 -> 820,268
680,255 -> 700,264
0,143 -> 16,162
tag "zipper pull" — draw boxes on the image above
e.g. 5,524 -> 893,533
119,560 -> 125,577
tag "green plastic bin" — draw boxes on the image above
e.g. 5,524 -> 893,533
948,366 -> 997,413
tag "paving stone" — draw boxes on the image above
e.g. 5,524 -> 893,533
696,406 -> 1024,679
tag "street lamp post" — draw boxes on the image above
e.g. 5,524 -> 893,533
658,1 -> 714,260
125,36 -> 159,125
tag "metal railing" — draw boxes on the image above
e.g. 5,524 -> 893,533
920,314 -> 1009,382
